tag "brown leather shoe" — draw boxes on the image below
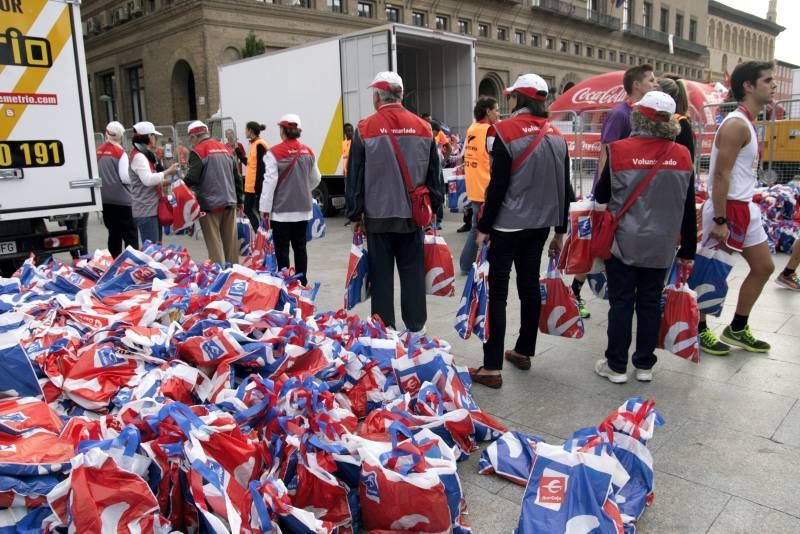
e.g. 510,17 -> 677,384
468,367 -> 503,389
504,350 -> 532,370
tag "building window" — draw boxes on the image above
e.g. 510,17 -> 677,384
629,55 -> 635,65
573,42 -> 581,55
327,0 -> 342,13
98,71 -> 116,124
660,7 -> 669,33
586,46 -> 594,58
656,61 -> 661,71
642,2 -> 652,28
128,65 -> 145,123
515,31 -> 525,44
639,56 -> 645,65
675,13 -> 684,38
497,26 -> 508,41
609,50 -> 616,62
678,65 -> 684,76
545,36 -> 555,50
531,33 -> 541,47
357,2 -> 373,17
478,23 -> 489,38
689,18 -> 697,42
289,0 -> 312,7
598,48 -> 605,60
560,40 -> 569,53
412,11 -> 425,27
386,5 -> 399,22
435,15 -> 448,30
458,19 -> 470,35
620,52 -> 627,63
624,0 -> 633,28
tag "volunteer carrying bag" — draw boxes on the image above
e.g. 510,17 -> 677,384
306,200 -> 327,241
424,230 -> 455,297
658,267 -> 700,363
687,245 -> 734,317
539,260 -> 584,339
344,233 -> 370,310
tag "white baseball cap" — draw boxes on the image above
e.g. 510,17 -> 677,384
278,113 -> 302,129
503,74 -> 549,101
105,121 -> 125,139
368,71 -> 404,93
635,91 -> 676,122
133,121 -> 162,136
187,120 -> 209,135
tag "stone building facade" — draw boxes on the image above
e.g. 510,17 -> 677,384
705,0 -> 783,84
81,0 -> 710,132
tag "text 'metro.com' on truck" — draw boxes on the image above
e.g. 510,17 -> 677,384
218,23 -> 476,215
0,0 -> 101,276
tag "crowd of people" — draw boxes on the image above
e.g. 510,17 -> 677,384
95,60 -> 798,391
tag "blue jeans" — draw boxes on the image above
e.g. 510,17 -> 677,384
459,201 -> 482,274
135,216 -> 162,246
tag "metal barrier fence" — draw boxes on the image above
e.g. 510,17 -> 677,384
93,132 -> 104,150
762,99 -> 800,185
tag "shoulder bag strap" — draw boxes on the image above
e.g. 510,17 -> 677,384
379,114 -> 417,194
275,154 -> 300,190
510,121 -> 551,174
615,142 -> 676,220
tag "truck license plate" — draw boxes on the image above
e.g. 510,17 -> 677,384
0,241 -> 18,256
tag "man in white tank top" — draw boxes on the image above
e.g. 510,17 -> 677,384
698,61 -> 776,356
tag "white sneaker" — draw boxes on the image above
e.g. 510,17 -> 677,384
635,368 -> 653,382
407,326 -> 427,337
594,359 -> 628,384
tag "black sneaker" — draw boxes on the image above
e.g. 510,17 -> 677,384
456,224 -> 471,233
698,329 -> 731,356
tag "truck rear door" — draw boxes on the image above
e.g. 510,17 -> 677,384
0,0 -> 100,221
340,29 -> 393,126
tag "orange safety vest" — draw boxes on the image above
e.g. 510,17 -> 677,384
244,137 -> 269,194
463,121 -> 491,202
342,138 -> 352,176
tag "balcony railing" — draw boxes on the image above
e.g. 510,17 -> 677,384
624,23 -> 707,55
673,35 -> 707,55
531,0 -> 621,32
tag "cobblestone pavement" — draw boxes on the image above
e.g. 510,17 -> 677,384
82,210 -> 800,533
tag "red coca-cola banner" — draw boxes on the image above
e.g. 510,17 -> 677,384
551,71 -> 724,116
563,133 -> 602,159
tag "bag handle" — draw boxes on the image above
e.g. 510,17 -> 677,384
510,121 -> 551,174
615,142 -> 676,220
378,114 -> 418,195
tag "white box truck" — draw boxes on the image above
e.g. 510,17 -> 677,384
218,24 -> 475,215
0,0 -> 101,274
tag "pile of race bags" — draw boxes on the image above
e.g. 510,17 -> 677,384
752,182 -> 800,254
479,397 -> 664,533
0,242 -> 505,532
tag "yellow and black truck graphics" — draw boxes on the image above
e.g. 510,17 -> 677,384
0,0 -> 99,270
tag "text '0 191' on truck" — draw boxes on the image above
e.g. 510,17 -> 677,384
218,24 -> 476,215
0,0 -> 101,275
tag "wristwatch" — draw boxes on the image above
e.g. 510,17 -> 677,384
713,216 -> 727,225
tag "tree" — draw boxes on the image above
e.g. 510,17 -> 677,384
242,31 -> 266,58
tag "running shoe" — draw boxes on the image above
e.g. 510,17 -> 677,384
594,359 -> 628,384
721,325 -> 771,353
577,298 -> 591,319
775,272 -> 800,291
699,329 -> 731,356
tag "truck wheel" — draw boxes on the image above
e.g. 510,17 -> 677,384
313,182 -> 334,217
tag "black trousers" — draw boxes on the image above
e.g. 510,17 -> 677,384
102,203 -> 139,257
243,193 -> 260,230
604,255 -> 667,373
483,228 -> 549,370
366,230 -> 426,332
271,220 -> 309,285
